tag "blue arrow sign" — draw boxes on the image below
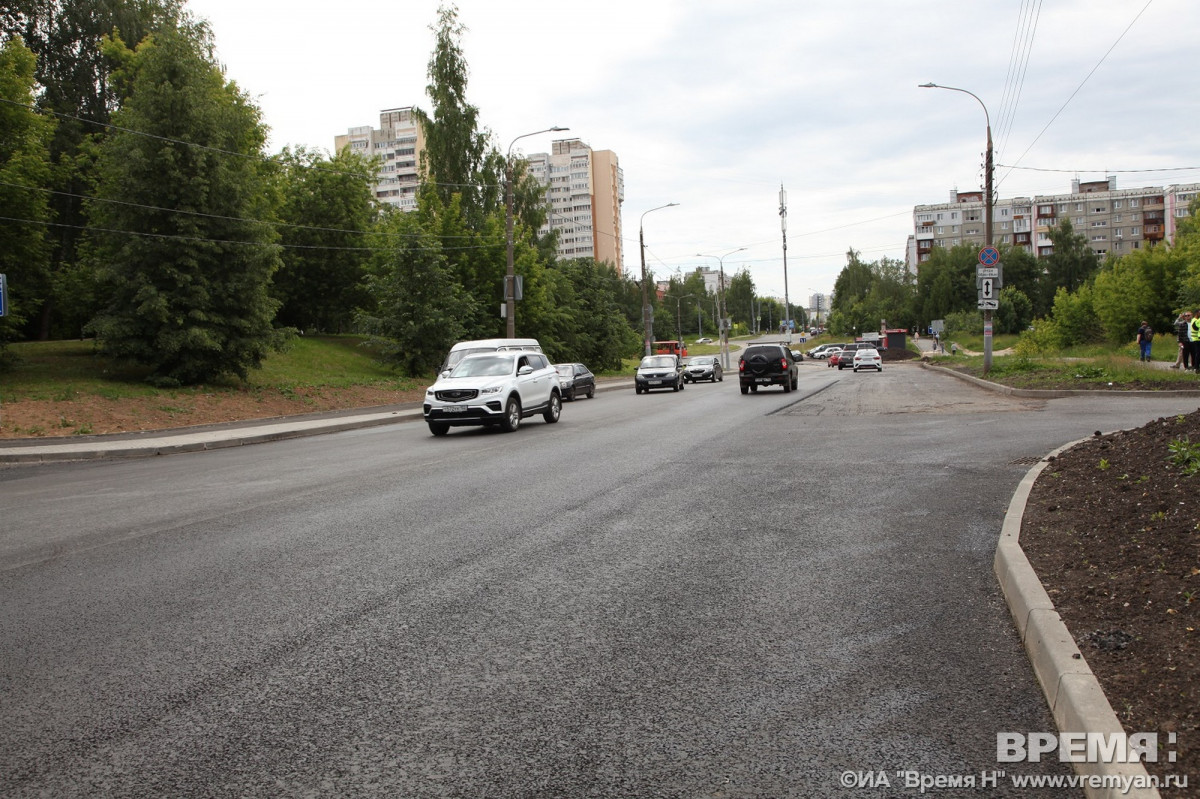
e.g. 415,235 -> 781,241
979,246 -> 1000,266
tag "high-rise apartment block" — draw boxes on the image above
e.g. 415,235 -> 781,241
525,139 -> 624,272
911,178 -> 1199,266
333,108 -> 423,211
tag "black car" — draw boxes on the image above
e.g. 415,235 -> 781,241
553,362 -> 596,401
683,355 -> 723,383
635,355 -> 685,394
738,344 -> 799,394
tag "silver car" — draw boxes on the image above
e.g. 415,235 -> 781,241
683,356 -> 723,383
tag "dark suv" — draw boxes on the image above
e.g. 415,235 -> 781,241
738,344 -> 799,394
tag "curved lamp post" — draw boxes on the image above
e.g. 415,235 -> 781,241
639,203 -> 679,357
919,82 -> 994,372
506,126 -> 568,337
696,247 -> 747,369
663,293 -> 694,345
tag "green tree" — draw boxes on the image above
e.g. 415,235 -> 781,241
994,286 -> 1033,335
273,146 -> 377,333
413,4 -> 502,227
1092,243 -> 1184,343
917,243 -> 977,323
357,199 -> 473,377
3,0 -> 185,339
0,36 -> 54,357
85,26 -> 284,386
1042,218 -> 1100,309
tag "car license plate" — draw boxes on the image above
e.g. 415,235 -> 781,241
649,379 -> 662,385
756,377 -> 771,383
444,405 -> 467,413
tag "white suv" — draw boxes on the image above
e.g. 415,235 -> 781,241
423,351 -> 562,436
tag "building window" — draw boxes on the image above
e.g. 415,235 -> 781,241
1130,198 -> 1139,207
1113,200 -> 1123,208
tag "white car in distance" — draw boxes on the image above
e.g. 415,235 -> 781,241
852,348 -> 883,372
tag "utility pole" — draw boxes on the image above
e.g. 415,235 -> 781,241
780,184 -> 791,342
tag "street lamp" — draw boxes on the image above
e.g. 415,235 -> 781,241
919,82 -> 994,372
506,126 -> 568,337
664,293 -> 694,345
639,203 -> 679,357
696,247 -> 747,369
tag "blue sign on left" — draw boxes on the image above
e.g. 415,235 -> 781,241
0,273 -> 7,317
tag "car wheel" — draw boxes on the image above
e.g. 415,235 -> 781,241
567,387 -> 576,401
877,365 -> 883,372
428,421 -> 449,436
783,378 -> 791,393
500,396 -> 521,432
586,385 -> 595,399
543,392 -> 562,424
792,376 -> 798,390
635,385 -> 642,395
740,384 -> 749,394
673,379 -> 680,392
750,385 -> 758,393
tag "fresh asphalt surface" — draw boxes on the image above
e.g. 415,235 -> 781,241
3,356 -> 1198,797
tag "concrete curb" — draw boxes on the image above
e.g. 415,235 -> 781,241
996,440 -> 1160,799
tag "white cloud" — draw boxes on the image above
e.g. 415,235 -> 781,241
189,0 -> 1200,298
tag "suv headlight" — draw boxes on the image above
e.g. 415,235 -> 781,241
479,386 -> 502,395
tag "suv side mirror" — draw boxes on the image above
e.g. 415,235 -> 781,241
518,365 -> 534,376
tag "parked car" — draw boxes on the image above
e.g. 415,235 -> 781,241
683,355 -> 723,383
635,355 -> 685,394
827,349 -> 845,368
852,348 -> 883,372
553,362 -> 596,400
738,344 -> 799,394
807,343 -> 847,359
423,351 -> 561,435
695,337 -> 714,344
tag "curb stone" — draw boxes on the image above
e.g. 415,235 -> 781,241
996,439 -> 1160,799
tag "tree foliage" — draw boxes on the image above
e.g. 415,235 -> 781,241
0,36 -> 54,356
1041,218 -> 1100,308
85,25 -> 284,386
273,146 -> 377,333
4,0 -> 185,339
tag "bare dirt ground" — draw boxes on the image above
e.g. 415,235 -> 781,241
1020,410 -> 1199,794
0,385 -> 429,438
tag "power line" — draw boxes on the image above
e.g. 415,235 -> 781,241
997,163 -> 1199,175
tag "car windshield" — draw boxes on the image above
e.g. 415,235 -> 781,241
857,349 -> 878,357
451,355 -> 514,378
554,365 -> 572,376
689,358 -> 712,365
640,356 -> 676,368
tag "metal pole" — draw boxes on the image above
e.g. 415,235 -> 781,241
640,203 -> 679,357
919,83 -> 993,373
696,247 -> 746,369
780,185 -> 791,343
505,126 -> 568,337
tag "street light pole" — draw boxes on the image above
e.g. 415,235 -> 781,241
696,247 -> 747,370
920,82 -> 994,372
506,126 -> 568,337
664,293 -> 694,345
780,184 -> 791,341
639,203 -> 679,357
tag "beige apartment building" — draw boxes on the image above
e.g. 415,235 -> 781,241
525,139 -> 624,272
333,107 -> 424,212
911,178 -> 1199,267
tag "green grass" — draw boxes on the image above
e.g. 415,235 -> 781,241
950,351 -> 1200,389
1,335 -> 423,404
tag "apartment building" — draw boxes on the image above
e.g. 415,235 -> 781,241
333,107 -> 424,211
911,178 -> 1199,266
525,139 -> 624,272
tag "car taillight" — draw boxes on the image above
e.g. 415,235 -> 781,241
738,361 -> 745,373
780,358 -> 788,370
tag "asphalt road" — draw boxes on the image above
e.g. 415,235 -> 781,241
3,362 -> 1197,797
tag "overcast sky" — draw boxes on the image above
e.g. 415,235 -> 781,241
185,0 -> 1198,301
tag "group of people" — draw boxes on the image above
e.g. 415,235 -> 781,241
1166,311 -> 1200,371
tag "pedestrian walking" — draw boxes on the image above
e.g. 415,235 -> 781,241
1174,312 -> 1192,369
1136,321 -> 1154,362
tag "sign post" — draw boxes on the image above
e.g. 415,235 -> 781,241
977,247 -> 1000,369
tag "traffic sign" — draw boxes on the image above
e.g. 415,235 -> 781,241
979,279 -> 996,300
978,298 -> 999,310
979,246 -> 1000,266
977,266 -> 1000,278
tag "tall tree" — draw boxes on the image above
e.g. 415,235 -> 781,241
85,25 -> 284,385
3,0 -> 184,339
357,194 -> 474,377
273,146 -> 377,333
1042,218 -> 1100,309
413,3 -> 500,225
0,36 -> 54,357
